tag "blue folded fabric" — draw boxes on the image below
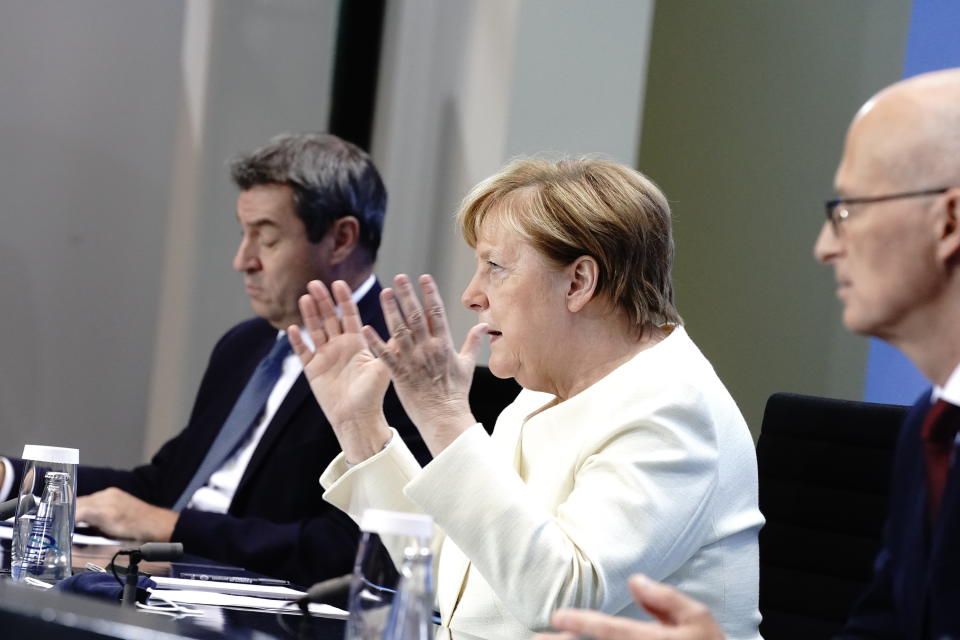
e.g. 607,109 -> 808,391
56,572 -> 157,604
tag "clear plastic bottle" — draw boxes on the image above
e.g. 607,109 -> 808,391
346,509 -> 433,640
384,541 -> 434,640
12,470 -> 73,582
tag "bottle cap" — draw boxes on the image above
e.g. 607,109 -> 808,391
21,445 -> 79,465
359,509 -> 433,538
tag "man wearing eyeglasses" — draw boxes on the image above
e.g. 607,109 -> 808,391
539,68 -> 960,640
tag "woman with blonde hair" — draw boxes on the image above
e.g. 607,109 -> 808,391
290,157 -> 763,639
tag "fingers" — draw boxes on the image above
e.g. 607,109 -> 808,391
380,274 -> 454,352
332,280 -> 363,333
75,489 -> 125,526
308,280 -> 343,339
418,274 -> 452,340
380,287 -> 417,355
392,274 -> 430,341
75,495 -> 97,523
460,322 -> 489,361
362,325 -> 392,366
629,575 -> 710,626
298,283 -> 328,352
76,489 -> 177,542
295,280 -> 366,364
551,607 -> 667,640
288,325 -> 312,367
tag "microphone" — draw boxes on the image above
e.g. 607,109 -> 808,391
120,542 -> 184,562
117,542 -> 184,607
297,573 -> 352,608
0,494 -> 36,521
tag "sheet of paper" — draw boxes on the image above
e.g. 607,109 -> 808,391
148,588 -> 348,619
153,576 -> 304,600
72,531 -> 125,546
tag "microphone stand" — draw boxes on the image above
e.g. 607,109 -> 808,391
116,542 -> 184,608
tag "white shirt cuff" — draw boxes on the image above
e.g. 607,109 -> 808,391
0,457 -> 15,502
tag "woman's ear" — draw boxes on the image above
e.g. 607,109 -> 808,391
566,256 -> 599,313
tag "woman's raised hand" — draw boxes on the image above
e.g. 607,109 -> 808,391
288,280 -> 392,463
362,274 -> 487,456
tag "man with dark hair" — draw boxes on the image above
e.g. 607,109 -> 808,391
0,133 -> 434,585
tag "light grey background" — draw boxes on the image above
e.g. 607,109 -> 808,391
0,1 -> 183,464
639,0 -> 911,433
0,0 -> 913,469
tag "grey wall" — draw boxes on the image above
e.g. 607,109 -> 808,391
143,0 -> 340,457
0,0 -> 917,467
0,0 -> 340,467
373,0 -> 655,350
0,2 -> 183,464
638,1 -> 912,436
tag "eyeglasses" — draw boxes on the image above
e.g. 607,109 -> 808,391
824,187 -> 949,234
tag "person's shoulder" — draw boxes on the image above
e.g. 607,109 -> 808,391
599,327 -> 750,442
593,326 -> 714,398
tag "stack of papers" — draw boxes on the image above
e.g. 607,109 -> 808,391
150,577 -> 347,618
153,576 -> 304,599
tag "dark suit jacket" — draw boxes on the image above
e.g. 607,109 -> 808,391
11,283 -> 429,586
838,391 -> 960,639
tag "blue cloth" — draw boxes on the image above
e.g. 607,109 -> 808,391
837,390 -> 960,639
56,572 -> 156,604
172,334 -> 292,511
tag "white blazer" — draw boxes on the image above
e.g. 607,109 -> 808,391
321,326 -> 764,639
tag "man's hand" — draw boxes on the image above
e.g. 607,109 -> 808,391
76,488 -> 178,542
538,575 -> 727,640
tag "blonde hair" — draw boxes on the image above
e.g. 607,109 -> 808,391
458,156 -> 681,334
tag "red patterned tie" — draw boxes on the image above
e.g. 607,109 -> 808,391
921,398 -> 960,521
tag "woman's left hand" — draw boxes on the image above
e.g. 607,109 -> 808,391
363,273 -> 487,455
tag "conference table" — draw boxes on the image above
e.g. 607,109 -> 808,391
1,536 -> 478,639
0,534 -> 348,639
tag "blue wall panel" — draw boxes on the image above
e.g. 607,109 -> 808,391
864,0 -> 960,404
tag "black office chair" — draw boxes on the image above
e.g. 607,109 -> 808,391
757,392 -> 907,640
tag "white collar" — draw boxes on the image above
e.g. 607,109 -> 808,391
278,274 -> 377,352
351,274 -> 376,304
931,362 -> 960,405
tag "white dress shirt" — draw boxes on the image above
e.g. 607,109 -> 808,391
0,275 -> 377,511
932,363 -> 960,406
186,274 -> 375,512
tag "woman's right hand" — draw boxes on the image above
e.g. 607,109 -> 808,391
362,274 -> 485,456
288,279 -> 393,463
538,575 -> 727,640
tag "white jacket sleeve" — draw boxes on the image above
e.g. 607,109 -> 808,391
402,412 -> 720,630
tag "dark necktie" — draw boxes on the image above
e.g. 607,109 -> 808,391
173,335 -> 293,512
921,398 -> 960,522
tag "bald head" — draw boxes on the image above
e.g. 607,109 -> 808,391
816,68 -> 960,383
840,69 -> 960,192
